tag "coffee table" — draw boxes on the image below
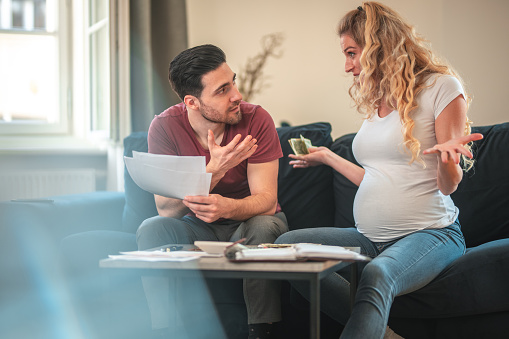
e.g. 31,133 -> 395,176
100,246 -> 360,339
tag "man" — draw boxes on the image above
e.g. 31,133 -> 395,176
137,44 -> 288,338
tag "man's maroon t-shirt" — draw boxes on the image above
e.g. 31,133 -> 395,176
147,101 -> 283,201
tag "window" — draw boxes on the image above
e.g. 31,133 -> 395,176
0,0 -> 119,142
0,0 -> 69,135
85,0 -> 110,139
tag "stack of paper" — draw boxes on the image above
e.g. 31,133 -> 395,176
108,250 -> 220,262
124,151 -> 212,199
232,243 -> 372,262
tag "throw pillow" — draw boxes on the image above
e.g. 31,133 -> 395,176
122,132 -> 159,234
451,123 -> 509,247
276,122 -> 335,230
330,133 -> 358,228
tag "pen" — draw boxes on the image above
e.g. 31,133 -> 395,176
226,238 -> 247,248
161,245 -> 184,252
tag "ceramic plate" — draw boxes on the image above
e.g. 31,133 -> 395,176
194,241 -> 233,254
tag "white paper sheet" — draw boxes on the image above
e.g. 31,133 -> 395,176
132,151 -> 205,173
124,153 -> 212,199
108,255 -> 199,262
108,250 -> 221,262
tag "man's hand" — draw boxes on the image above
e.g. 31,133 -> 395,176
183,160 -> 280,223
182,194 -> 231,223
206,129 -> 258,177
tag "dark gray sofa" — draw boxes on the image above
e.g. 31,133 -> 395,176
1,122 -> 508,339
277,122 -> 509,339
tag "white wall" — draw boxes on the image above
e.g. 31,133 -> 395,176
187,0 -> 509,139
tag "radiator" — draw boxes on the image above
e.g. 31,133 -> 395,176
0,169 -> 96,201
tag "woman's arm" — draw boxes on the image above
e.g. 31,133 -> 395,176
289,147 -> 365,186
423,95 -> 483,195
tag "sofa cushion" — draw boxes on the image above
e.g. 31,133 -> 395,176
0,191 -> 125,242
122,132 -> 158,234
276,122 -> 335,230
330,133 -> 358,227
391,238 -> 509,318
451,123 -> 509,247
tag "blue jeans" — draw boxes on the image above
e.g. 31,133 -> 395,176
275,220 -> 465,339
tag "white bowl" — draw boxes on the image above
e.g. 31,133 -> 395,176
194,241 -> 233,254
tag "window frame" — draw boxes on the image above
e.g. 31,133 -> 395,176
0,0 -> 71,136
0,0 -> 130,149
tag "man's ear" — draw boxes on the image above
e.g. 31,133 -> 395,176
184,95 -> 200,110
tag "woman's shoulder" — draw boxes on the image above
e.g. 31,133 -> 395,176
424,73 -> 462,90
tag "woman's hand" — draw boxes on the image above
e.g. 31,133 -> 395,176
288,146 -> 332,168
423,133 -> 483,164
290,145 -> 365,186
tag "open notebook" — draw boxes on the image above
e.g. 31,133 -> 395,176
229,243 -> 371,262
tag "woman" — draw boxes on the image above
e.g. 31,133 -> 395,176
275,2 -> 483,338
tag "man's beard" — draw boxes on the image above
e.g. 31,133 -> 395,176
199,100 -> 242,125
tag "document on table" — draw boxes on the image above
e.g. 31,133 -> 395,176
232,243 -> 372,262
108,250 -> 221,262
124,151 -> 212,199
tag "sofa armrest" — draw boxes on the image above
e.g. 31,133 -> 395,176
0,191 -> 125,244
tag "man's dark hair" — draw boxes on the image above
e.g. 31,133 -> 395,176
169,44 -> 227,101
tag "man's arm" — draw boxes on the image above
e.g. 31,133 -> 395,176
153,131 -> 258,218
182,159 -> 279,223
233,159 -> 279,217
154,195 -> 190,219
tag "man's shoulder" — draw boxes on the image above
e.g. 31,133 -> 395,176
156,102 -> 187,119
240,102 -> 274,125
149,102 -> 188,138
240,101 -> 264,115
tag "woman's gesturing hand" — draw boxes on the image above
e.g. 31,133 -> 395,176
423,133 -> 484,164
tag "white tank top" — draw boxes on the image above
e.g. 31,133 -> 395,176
352,74 -> 463,242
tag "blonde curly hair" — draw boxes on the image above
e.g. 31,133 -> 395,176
338,2 -> 473,169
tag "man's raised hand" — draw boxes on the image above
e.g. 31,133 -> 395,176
206,129 -> 258,176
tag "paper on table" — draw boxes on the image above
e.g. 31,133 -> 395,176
294,243 -> 371,261
233,243 -> 371,262
124,153 -> 212,199
234,248 -> 298,261
108,250 -> 221,262
108,255 -> 199,262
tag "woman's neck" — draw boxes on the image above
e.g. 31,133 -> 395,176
378,100 -> 393,118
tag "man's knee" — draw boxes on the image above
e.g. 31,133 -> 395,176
137,216 -> 162,239
242,214 -> 288,243
136,216 -> 179,250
